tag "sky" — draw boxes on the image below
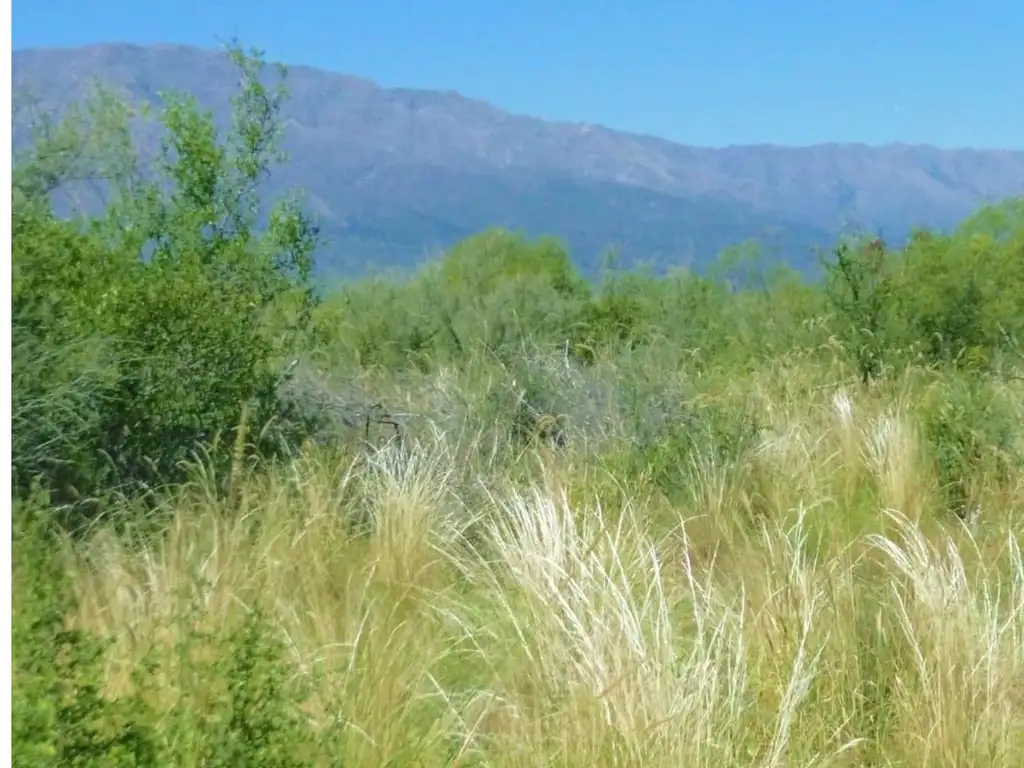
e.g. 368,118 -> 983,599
13,0 -> 1024,149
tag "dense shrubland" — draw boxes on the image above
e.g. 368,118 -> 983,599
11,43 -> 1024,766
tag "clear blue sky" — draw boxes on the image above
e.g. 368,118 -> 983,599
13,0 -> 1024,148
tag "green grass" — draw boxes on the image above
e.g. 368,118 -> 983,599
13,351 -> 1024,766
11,49 -> 1024,764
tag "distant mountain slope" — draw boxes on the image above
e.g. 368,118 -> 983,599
13,43 -> 1024,276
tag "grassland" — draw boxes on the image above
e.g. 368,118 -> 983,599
11,45 -> 1024,765
14,346 -> 1024,766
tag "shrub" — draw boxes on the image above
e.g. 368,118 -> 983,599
12,43 -> 321,512
822,237 -> 898,384
915,374 -> 1022,518
895,203 -> 1024,371
12,499 -> 162,766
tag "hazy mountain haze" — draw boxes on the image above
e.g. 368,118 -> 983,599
12,41 -> 1024,276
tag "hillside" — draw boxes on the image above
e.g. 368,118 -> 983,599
13,42 -> 1024,276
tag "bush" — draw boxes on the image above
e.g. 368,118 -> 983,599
12,499 -> 162,766
915,374 -> 1022,517
12,498 -> 319,765
432,229 -> 591,359
12,43 -> 321,512
822,237 -> 899,384
895,203 -> 1024,371
821,204 -> 1024,383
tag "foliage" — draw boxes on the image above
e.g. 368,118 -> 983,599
12,498 -> 162,766
821,237 -> 898,383
895,206 -> 1024,371
915,373 -> 1023,517
12,43 -> 321,512
11,38 -> 1024,763
12,499 -> 321,766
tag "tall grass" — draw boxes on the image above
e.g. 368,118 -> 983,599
15,352 -> 1024,766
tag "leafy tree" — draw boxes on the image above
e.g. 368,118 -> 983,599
434,229 -> 591,357
438,228 -> 589,300
822,237 -> 897,383
12,42 -> 321,512
894,202 -> 1024,371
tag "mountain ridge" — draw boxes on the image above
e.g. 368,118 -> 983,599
13,43 -> 1024,277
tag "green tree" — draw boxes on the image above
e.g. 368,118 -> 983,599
434,228 -> 591,357
822,237 -> 896,383
12,42 -> 321,512
894,201 -> 1024,372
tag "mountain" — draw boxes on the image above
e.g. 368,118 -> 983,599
12,43 -> 1024,278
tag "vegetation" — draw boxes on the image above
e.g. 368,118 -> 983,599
11,42 -> 1024,766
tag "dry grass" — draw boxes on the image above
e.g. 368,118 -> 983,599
53,365 -> 1024,766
